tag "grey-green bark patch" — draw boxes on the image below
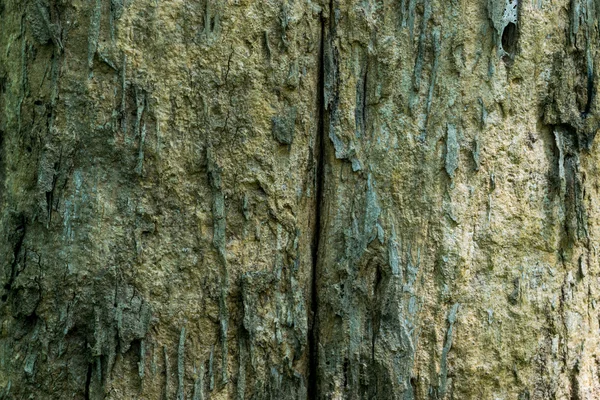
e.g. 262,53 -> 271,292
445,124 -> 459,179
272,107 -> 297,145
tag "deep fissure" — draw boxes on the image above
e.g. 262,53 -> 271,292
84,362 -> 92,400
308,8 -> 327,399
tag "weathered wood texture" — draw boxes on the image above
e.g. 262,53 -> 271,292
2,0 -> 600,399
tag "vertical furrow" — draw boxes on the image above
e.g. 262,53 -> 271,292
308,6 -> 327,400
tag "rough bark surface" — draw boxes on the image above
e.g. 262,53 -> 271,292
2,0 -> 600,399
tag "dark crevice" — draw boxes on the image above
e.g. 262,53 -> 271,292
308,8 -> 327,400
570,361 -> 581,400
361,63 -> 368,135
84,362 -> 92,400
549,124 -> 589,250
371,262 -> 383,363
501,22 -> 517,55
342,357 -> 349,390
583,67 -> 594,117
356,56 -> 368,138
46,154 -> 61,224
3,216 -> 26,302
45,190 -> 53,221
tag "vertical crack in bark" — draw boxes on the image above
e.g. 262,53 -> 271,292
3,216 -> 26,302
84,362 -> 92,400
308,9 -> 327,400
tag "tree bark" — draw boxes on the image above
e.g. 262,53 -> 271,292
2,0 -> 600,399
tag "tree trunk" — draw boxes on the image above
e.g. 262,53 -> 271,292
2,0 -> 600,399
